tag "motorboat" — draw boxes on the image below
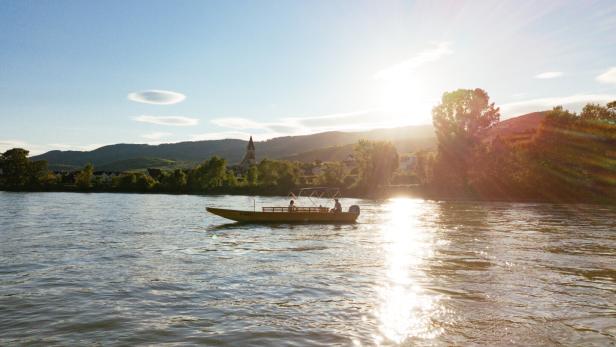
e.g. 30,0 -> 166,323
206,187 -> 360,224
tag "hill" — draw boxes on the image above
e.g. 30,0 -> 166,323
283,137 -> 437,162
31,113 -> 545,171
33,125 -> 436,171
95,157 -> 182,172
486,112 -> 546,143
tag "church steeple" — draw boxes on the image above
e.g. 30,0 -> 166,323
240,135 -> 256,169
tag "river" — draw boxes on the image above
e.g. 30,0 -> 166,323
1,192 -> 615,345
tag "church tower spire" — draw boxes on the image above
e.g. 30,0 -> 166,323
240,136 -> 256,169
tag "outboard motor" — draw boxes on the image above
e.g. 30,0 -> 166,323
348,205 -> 360,215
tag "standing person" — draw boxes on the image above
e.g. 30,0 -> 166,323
289,200 -> 296,212
331,199 -> 342,213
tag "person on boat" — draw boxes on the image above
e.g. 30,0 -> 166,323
289,200 -> 296,212
331,199 -> 342,213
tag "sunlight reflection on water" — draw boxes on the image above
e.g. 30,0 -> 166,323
376,198 -> 443,344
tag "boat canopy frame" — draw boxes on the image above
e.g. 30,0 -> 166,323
288,187 -> 341,207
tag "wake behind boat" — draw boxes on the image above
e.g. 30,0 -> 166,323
206,188 -> 360,224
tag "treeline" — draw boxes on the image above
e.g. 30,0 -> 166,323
0,140 -> 400,197
417,88 -> 616,203
3,89 -> 615,203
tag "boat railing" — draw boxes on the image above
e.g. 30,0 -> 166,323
262,206 -> 330,213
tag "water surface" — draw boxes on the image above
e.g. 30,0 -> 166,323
1,192 -> 615,345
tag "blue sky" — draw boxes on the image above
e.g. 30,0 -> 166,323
1,0 -> 615,154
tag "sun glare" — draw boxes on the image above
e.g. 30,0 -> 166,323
377,75 -> 435,126
375,198 -> 443,344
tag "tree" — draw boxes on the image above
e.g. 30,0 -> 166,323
433,88 -> 500,149
431,88 -> 500,188
189,156 -> 227,191
256,159 -> 300,191
0,148 -> 31,188
319,162 -> 346,187
116,173 -> 137,190
74,163 -> 94,189
224,170 -> 238,188
0,148 -> 49,189
246,165 -> 258,186
135,173 -> 156,191
354,140 -> 399,193
580,101 -> 616,124
160,169 -> 187,192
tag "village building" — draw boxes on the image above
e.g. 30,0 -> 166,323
399,155 -> 417,172
343,154 -> 356,170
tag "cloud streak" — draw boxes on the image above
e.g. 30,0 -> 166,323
127,90 -> 186,105
534,71 -> 563,79
134,115 -> 199,126
374,42 -> 453,80
596,67 -> 616,84
141,132 -> 172,140
191,131 -> 256,141
210,108 -> 419,139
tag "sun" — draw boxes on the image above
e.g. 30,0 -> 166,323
376,74 -> 435,126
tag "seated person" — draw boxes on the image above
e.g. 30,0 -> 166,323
288,200 -> 296,212
330,199 -> 342,213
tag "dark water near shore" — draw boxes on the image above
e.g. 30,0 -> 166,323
1,192 -> 615,346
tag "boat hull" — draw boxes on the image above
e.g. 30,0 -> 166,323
206,207 -> 359,223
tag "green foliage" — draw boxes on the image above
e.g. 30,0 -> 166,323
74,163 -> 94,189
0,148 -> 49,189
246,165 -> 258,186
0,148 -> 31,188
188,156 -> 228,191
431,88 -> 500,190
224,170 -> 238,188
318,162 -> 347,187
580,102 -> 616,124
432,88 -> 500,149
114,173 -> 137,191
257,159 -> 300,189
354,140 -> 399,193
525,104 -> 616,200
422,99 -> 616,203
160,169 -> 187,192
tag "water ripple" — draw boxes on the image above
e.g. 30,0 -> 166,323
1,192 -> 615,345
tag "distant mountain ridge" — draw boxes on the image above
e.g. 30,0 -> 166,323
32,125 -> 436,171
31,113 -> 546,171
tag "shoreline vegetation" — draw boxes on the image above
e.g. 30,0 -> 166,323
2,88 -> 615,205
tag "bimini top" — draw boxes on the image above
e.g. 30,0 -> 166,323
290,187 -> 341,200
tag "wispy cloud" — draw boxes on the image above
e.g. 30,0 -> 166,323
596,67 -> 616,84
0,140 -> 32,154
141,132 -> 172,140
134,115 -> 199,126
191,131 -> 256,141
127,90 -> 186,105
374,42 -> 453,80
534,71 -> 563,79
210,108 -> 418,140
501,93 -> 616,117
